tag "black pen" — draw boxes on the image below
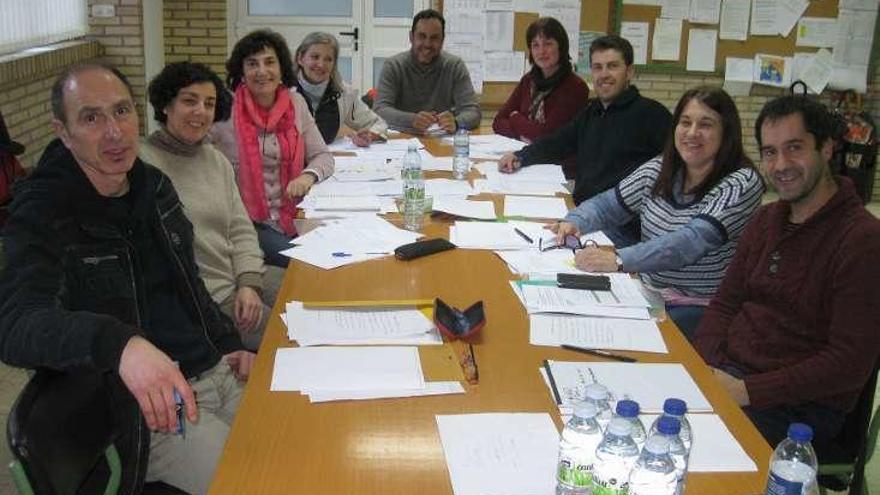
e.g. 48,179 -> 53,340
561,344 -> 637,363
543,359 -> 562,405
514,227 -> 534,244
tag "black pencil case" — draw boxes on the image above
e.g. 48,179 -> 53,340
556,273 -> 612,291
394,238 -> 456,260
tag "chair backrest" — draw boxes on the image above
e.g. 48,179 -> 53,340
6,369 -> 149,495
833,362 -> 879,494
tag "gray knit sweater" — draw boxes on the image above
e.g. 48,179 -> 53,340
374,50 -> 481,133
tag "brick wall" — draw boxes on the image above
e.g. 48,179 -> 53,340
164,1 -> 228,80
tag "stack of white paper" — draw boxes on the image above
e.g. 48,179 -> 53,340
465,134 -> 528,159
448,221 -> 533,250
436,413 -> 558,495
543,361 -> 713,413
426,178 -> 475,197
280,216 -> 420,269
307,179 -> 402,197
432,197 -> 497,220
474,164 -> 568,196
271,346 -> 465,403
529,314 -> 668,354
515,278 -> 651,320
284,301 -> 442,346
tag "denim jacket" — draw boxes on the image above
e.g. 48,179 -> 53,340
0,139 -> 243,376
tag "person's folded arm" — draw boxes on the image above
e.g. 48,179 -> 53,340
617,216 -> 725,273
563,188 -> 634,236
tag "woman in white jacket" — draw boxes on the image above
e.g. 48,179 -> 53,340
294,31 -> 388,146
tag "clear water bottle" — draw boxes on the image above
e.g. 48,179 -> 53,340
592,417 -> 640,495
557,401 -> 604,495
402,144 -> 425,231
764,423 -> 819,495
614,400 -> 647,451
655,416 -> 689,495
583,383 -> 613,431
628,436 -> 677,495
648,398 -> 692,452
452,128 -> 470,180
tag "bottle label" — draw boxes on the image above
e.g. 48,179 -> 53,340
592,461 -> 631,495
765,472 -> 804,495
557,457 -> 594,488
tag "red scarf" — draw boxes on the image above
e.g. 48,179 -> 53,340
233,85 -> 304,235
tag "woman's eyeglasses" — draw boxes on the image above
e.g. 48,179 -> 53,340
539,235 -> 596,253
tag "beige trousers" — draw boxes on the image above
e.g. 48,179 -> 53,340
146,361 -> 244,494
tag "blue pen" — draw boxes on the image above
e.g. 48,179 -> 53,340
332,252 -> 352,257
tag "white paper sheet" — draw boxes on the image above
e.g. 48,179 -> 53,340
503,195 -> 569,219
840,0 -> 879,9
753,53 -> 791,88
284,301 -> 441,346
308,179 -> 403,197
689,0 -> 722,24
620,22 -> 649,65
485,51 -> 526,81
544,361 -> 713,413
652,18 -> 682,61
312,196 -> 382,211
449,221 -> 535,250
538,0 -> 581,62
529,314 -> 668,353
661,0 -> 691,19
436,413 -> 559,495
484,10 -> 515,52
432,197 -> 498,220
519,281 -> 651,320
686,28 -> 717,72
796,17 -> 838,47
777,0 -> 809,37
799,48 -> 833,94
426,178 -> 475,197
474,177 -> 568,196
307,381 -> 465,403
639,414 -> 758,472
271,346 -> 425,392
719,0 -> 750,40
749,0 -> 777,35
723,57 -> 754,96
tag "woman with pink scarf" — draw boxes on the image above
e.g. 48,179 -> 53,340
211,29 -> 334,267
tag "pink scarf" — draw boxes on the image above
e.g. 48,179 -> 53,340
233,85 -> 304,235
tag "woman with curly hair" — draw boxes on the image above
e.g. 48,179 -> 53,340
211,29 -> 334,267
142,61 -> 280,350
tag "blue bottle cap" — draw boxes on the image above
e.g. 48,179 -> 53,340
787,423 -> 813,442
657,415 -> 681,435
663,398 -> 687,416
615,399 -> 640,418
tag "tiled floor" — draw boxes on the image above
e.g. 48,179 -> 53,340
0,363 -> 874,494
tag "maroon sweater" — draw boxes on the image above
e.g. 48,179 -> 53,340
492,71 -> 588,178
695,178 -> 880,411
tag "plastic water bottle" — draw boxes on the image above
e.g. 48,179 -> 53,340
655,416 -> 689,495
452,128 -> 470,180
402,144 -> 425,231
592,417 -> 640,495
583,383 -> 613,430
556,401 -> 604,495
614,400 -> 647,451
629,435 -> 677,495
648,398 -> 692,452
764,423 -> 819,495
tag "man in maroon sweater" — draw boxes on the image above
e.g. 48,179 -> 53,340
694,96 -> 880,456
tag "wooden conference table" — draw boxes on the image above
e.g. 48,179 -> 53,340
208,135 -> 772,494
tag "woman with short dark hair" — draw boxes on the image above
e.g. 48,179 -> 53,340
211,29 -> 334,267
492,17 -> 588,178
142,61 -> 279,350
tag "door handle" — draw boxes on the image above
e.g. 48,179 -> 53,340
339,27 -> 359,51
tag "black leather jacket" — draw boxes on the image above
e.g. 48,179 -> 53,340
0,139 -> 243,376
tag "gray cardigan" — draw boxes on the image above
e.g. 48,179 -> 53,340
374,50 -> 481,133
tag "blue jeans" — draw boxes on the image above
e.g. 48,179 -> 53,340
254,223 -> 292,268
666,304 -> 706,342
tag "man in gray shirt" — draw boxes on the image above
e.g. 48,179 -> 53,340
374,9 -> 481,134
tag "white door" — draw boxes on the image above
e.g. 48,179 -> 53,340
230,0 -> 429,91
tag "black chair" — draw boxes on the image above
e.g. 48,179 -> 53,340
7,368 -> 189,495
818,363 -> 879,495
